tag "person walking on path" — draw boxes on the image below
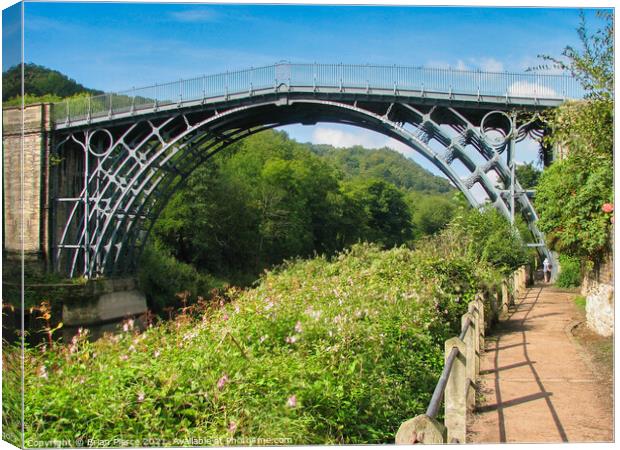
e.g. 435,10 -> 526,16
543,257 -> 552,283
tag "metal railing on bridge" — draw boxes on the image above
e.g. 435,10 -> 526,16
51,63 -> 583,125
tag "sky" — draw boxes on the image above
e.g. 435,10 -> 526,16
1,1 -> 612,188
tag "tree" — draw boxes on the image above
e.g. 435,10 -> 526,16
2,63 -> 102,102
515,162 -> 541,189
406,192 -> 457,238
534,10 -> 614,261
342,178 -> 413,247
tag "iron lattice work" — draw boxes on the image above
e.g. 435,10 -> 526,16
50,63 -> 574,277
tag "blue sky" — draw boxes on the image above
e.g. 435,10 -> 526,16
2,2 -> 612,182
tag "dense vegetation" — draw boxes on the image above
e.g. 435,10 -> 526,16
2,63 -> 102,104
535,12 -> 613,269
555,254 -> 582,288
4,207 -> 526,446
143,130 -> 458,311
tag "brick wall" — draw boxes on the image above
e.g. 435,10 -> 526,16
2,103 -> 51,257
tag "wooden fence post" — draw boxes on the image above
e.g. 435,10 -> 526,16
444,337 -> 467,443
462,312 -> 477,412
396,414 -> 446,444
501,280 -> 510,313
474,294 -> 485,349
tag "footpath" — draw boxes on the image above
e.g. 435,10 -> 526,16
468,285 -> 613,443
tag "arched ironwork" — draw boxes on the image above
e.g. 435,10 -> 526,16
50,64 -> 569,278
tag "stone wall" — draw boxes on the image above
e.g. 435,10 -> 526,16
581,252 -> 614,337
2,103 -> 51,258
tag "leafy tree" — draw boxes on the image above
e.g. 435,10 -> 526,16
341,178 -> 413,247
443,206 -> 528,274
406,192 -> 457,238
534,11 -> 613,261
535,157 -> 612,259
310,144 -> 454,194
2,63 -> 102,102
515,162 -> 541,189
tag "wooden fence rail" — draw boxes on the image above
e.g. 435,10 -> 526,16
395,266 -> 529,444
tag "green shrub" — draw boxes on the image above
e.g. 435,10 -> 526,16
11,242 -> 505,445
556,254 -> 582,288
138,244 -> 229,313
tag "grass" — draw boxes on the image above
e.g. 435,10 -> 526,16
3,243 -> 505,446
574,295 -> 587,311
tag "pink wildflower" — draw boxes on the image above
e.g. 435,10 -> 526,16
222,313 -> 229,321
217,374 -> 229,390
602,203 -> 614,213
285,335 -> 298,344
37,365 -> 48,379
137,392 -> 145,403
228,421 -> 237,433
286,395 -> 297,408
120,354 -> 129,361
153,350 -> 161,358
294,321 -> 303,333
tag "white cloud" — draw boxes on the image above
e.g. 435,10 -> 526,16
455,60 -> 469,71
311,126 -> 417,157
508,81 -> 558,98
478,58 -> 504,73
170,9 -> 218,23
426,57 -> 504,73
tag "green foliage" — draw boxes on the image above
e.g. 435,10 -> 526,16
534,12 -> 613,261
535,155 -> 612,259
3,93 -> 63,107
515,162 -> 541,189
1,339 -> 21,447
310,144 -> 454,194
340,178 -> 413,247
574,295 -> 587,311
435,206 -> 529,275
138,244 -> 228,313
556,255 -> 582,288
2,63 -> 102,102
151,130 -> 447,286
406,192 -> 458,238
11,230 -> 510,444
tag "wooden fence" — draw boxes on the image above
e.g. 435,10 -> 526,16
395,266 -> 529,444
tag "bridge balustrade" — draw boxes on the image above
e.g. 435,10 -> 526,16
51,63 -> 583,125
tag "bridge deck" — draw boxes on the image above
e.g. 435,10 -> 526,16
52,63 -> 582,130
468,286 -> 613,443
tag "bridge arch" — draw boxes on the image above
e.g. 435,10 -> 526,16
52,96 -> 549,277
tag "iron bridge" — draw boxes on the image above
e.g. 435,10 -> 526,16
50,62 -> 582,277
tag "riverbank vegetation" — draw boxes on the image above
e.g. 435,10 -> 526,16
4,207 -> 526,446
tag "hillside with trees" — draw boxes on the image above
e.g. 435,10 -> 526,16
144,130 -> 461,308
2,63 -> 102,104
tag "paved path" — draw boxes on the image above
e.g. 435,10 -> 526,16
468,285 -> 613,443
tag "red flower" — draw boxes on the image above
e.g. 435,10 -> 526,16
602,203 -> 614,213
